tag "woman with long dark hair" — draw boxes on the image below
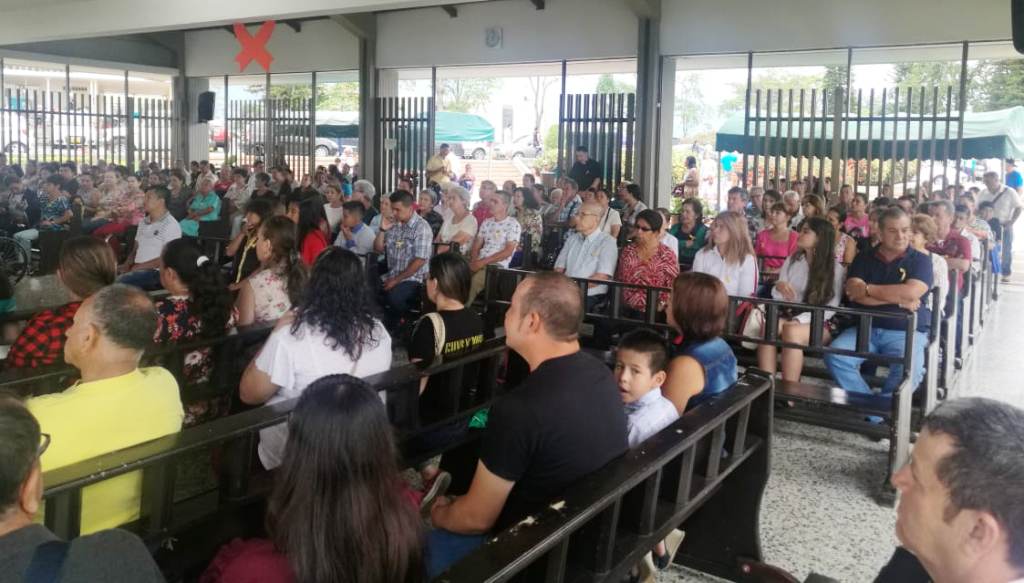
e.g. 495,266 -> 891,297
294,197 -> 329,266
755,217 -> 844,382
235,215 -> 308,327
203,375 -> 425,583
510,186 -> 543,265
240,246 -> 392,469
155,239 -> 233,406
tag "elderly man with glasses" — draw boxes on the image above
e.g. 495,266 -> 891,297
554,201 -> 619,312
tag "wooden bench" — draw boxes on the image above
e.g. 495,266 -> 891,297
40,338 -> 513,581
440,370 -> 774,582
482,267 -> 941,504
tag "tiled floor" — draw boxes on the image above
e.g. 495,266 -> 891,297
667,228 -> 1024,583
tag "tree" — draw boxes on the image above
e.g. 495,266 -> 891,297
674,73 -> 711,137
437,78 -> 498,113
527,76 -> 558,135
721,70 -> 826,117
248,82 -> 359,111
888,62 -> 973,113
971,59 -> 1024,112
595,74 -> 635,94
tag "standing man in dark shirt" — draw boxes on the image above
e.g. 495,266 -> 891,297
0,397 -> 164,583
428,271 -> 628,576
568,145 -> 603,192
825,207 -> 933,396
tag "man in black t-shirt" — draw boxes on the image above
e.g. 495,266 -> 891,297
568,145 -> 603,191
428,271 -> 628,577
0,397 -> 163,582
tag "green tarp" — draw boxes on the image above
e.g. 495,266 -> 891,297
435,111 -> 495,143
715,106 -> 1024,160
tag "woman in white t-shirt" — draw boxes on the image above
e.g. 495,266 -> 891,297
911,214 -> 949,318
239,246 -> 393,469
436,184 -> 477,255
594,188 -> 622,239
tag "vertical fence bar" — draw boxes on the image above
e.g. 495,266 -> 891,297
763,90 -> 773,191
774,89 -> 783,186
785,88 -> 793,184
954,41 -> 969,190
807,89 -> 816,193
942,86 -> 953,191
741,52 -> 753,188
852,89 -> 863,189
915,87 -> 926,196
817,89 -> 828,193
752,89 -> 762,188
876,88 -> 887,197
902,87 -> 913,196
795,89 -> 806,184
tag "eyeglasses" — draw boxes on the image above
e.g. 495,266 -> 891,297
38,433 -> 51,458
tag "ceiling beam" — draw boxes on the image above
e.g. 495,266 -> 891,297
529,0 -> 545,9
329,13 -> 376,39
282,19 -> 302,33
441,5 -> 458,17
625,0 -> 660,19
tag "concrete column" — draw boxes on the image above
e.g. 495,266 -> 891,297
633,6 -> 662,207
360,35 -> 378,183
656,59 -> 676,209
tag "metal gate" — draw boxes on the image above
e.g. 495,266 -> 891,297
1,89 -> 179,169
226,97 -> 313,179
558,93 -> 636,189
739,85 -> 966,197
374,96 -> 433,196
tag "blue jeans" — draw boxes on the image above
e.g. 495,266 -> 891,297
118,268 -> 163,291
427,529 -> 486,578
382,280 -> 422,329
1002,224 -> 1014,276
824,327 -> 928,395
13,228 -> 38,254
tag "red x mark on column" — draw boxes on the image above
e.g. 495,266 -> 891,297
234,21 -> 276,72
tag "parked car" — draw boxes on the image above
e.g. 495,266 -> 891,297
245,124 -> 339,157
209,121 -> 226,150
494,135 -> 543,160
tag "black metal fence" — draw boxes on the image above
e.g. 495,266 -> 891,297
374,96 -> 433,195
558,92 -> 636,189
0,89 -> 179,169
226,97 -> 314,179
740,85 -> 966,196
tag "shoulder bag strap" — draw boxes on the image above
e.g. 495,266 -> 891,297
426,312 -> 446,357
24,540 -> 70,583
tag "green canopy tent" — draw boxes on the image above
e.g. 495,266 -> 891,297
434,111 -> 495,143
714,106 -> 1024,160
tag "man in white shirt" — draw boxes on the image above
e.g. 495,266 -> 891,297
979,171 -> 1022,283
884,398 -> 1024,583
117,185 -> 182,290
555,202 -> 618,311
467,190 -> 521,303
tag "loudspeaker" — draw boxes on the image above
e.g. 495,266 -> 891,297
197,91 -> 216,122
1015,0 -> 1024,54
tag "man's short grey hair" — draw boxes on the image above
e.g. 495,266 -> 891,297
931,199 -> 955,216
353,179 -> 375,199
90,283 -> 157,352
447,185 -> 471,208
983,171 -> 1000,181
922,397 -> 1024,569
782,190 -> 800,202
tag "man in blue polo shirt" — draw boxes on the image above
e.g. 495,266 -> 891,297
825,207 -> 933,395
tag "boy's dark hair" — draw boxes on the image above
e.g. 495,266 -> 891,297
342,200 -> 365,217
617,328 -> 670,373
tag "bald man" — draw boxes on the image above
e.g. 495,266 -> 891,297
554,201 -> 618,311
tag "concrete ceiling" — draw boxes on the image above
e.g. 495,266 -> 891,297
0,0 -> 489,45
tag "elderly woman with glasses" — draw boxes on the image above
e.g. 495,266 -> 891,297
615,209 -> 679,318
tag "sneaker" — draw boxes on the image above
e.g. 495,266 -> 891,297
1002,276 -> 1012,283
419,471 -> 452,515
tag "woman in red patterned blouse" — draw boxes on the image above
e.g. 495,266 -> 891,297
5,237 -> 116,369
616,209 -> 680,315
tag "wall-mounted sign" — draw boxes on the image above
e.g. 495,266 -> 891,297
234,21 -> 276,72
485,27 -> 503,49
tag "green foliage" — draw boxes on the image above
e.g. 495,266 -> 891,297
536,125 -> 560,172
252,82 -> 359,111
437,78 -> 498,113
971,59 -> 1024,112
674,73 -> 711,137
595,74 -> 635,95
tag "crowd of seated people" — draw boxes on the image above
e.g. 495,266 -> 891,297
0,150 -> 1019,583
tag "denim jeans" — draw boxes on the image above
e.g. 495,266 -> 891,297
1002,224 -> 1014,276
824,327 -> 928,395
382,280 -> 422,329
427,529 -> 486,578
118,268 -> 163,291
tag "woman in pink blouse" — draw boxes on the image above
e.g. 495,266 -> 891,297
92,175 -> 147,238
616,209 -> 679,316
754,202 -> 799,275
